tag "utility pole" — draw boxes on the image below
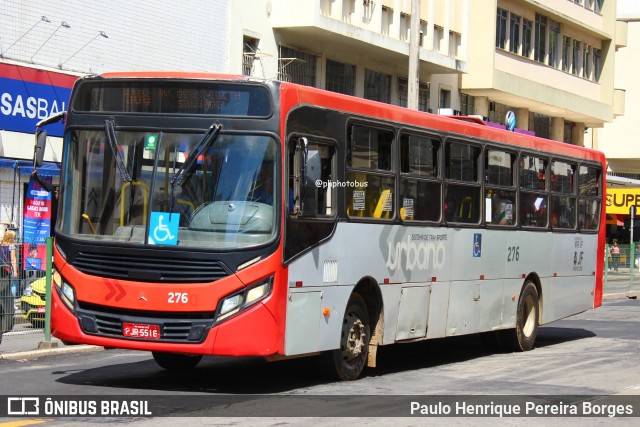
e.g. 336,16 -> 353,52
408,0 -> 421,110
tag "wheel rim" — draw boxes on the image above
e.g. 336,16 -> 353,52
522,294 -> 536,337
341,311 -> 366,362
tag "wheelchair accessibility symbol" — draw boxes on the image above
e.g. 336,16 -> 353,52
473,233 -> 482,257
148,212 -> 179,245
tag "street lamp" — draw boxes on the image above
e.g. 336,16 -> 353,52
58,31 -> 108,69
31,21 -> 71,63
1,16 -> 51,57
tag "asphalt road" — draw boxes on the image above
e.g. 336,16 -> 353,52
0,298 -> 639,425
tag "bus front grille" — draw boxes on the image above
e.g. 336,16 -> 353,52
71,252 -> 230,283
77,304 -> 213,343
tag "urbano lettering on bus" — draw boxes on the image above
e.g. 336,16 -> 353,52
386,236 -> 446,271
0,93 -> 66,119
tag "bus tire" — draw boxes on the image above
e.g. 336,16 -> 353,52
323,293 -> 370,381
152,351 -> 202,371
501,281 -> 539,352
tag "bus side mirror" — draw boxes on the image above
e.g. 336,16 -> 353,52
34,130 -> 47,168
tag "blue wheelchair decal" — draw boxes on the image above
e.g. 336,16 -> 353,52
473,233 -> 482,257
148,212 -> 179,245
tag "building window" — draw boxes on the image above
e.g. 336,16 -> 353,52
400,13 -> 410,42
364,69 -> 391,103
523,18 -> 533,58
381,6 -> 393,36
326,59 -> 355,95
460,93 -> 475,116
549,20 -> 560,68
278,46 -> 317,86
534,14 -> 547,63
562,36 -> 572,72
439,89 -> 451,109
595,0 -> 603,14
585,0 -> 595,11
398,77 -> 430,112
496,8 -> 508,49
509,13 -> 521,54
593,48 -> 602,81
564,121 -> 574,144
533,113 -> 551,139
434,26 -> 444,53
583,44 -> 591,79
572,40 -> 581,75
242,36 -> 260,76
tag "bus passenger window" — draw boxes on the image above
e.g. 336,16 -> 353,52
520,193 -> 547,227
444,184 -> 480,224
289,139 -> 336,218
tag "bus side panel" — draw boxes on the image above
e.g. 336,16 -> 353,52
283,285 -> 352,355
425,281 -> 451,339
542,276 -> 595,323
446,279 -> 505,336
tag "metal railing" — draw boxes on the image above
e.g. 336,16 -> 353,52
604,243 -> 640,297
1,237 -> 52,350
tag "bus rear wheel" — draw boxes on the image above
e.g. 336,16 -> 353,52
152,352 -> 202,371
501,281 -> 539,352
323,293 -> 370,381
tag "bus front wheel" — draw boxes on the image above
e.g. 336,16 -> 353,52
152,351 -> 202,371
323,293 -> 370,381
501,281 -> 539,352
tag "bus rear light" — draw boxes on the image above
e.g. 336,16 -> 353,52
295,281 -> 303,287
479,275 -> 485,280
323,307 -> 330,316
383,278 -> 389,284
431,277 -> 437,282
215,276 -> 273,323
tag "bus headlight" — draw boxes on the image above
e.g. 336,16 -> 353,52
53,271 -> 76,312
215,276 -> 273,323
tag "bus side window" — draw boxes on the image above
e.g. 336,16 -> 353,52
290,139 -> 336,218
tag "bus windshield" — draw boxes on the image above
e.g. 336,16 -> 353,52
58,129 -> 278,249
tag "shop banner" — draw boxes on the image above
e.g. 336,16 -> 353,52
0,63 -> 77,137
22,175 -> 52,270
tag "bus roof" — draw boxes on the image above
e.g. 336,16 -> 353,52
88,73 -> 604,164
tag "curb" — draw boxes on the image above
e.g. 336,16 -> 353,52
0,345 -> 104,361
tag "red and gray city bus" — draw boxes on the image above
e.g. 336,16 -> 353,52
33,72 -> 605,380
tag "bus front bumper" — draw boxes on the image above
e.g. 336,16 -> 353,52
50,285 -> 280,357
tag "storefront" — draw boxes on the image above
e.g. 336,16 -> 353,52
0,61 -> 78,241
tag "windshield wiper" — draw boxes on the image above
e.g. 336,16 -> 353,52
104,117 -> 132,182
171,123 -> 222,187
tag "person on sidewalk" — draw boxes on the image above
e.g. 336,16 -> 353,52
610,239 -> 621,272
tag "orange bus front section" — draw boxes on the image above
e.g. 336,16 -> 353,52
50,248 -> 287,357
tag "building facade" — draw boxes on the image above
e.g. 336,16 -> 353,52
0,0 -> 627,234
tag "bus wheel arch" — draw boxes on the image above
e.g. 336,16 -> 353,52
353,277 -> 384,369
501,275 -> 541,352
323,277 -> 383,381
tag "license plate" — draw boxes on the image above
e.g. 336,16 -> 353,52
37,307 -> 46,314
122,322 -> 161,339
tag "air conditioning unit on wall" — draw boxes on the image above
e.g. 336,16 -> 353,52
438,108 -> 454,115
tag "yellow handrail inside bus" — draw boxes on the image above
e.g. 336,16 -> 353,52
373,189 -> 392,219
82,213 -> 97,235
120,181 -> 149,226
176,198 -> 196,215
